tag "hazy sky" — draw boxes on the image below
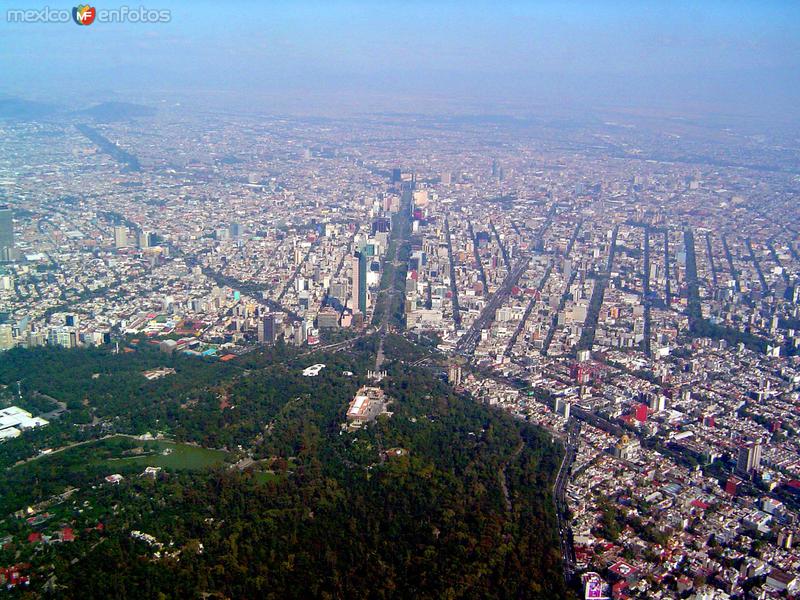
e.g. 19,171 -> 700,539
1,0 -> 799,118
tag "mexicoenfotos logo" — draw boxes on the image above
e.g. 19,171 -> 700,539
73,4 -> 95,25
6,5 -> 171,24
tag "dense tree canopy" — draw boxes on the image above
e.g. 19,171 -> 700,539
0,337 -> 565,599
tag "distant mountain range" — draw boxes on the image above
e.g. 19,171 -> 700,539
0,98 -> 59,120
75,101 -> 156,121
0,98 -> 156,122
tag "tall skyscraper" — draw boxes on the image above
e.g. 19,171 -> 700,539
555,398 -> 571,420
736,441 -> 762,475
352,250 -> 367,314
257,313 -> 277,344
138,230 -> 154,249
0,205 -> 14,261
114,225 -> 128,249
0,324 -> 13,351
351,253 -> 361,314
292,321 -> 305,346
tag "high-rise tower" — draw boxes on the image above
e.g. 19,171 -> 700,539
0,205 -> 13,261
352,250 -> 367,314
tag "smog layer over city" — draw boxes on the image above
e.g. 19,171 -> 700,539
1,2 -> 799,598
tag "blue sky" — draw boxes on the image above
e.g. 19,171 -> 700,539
1,1 -> 798,118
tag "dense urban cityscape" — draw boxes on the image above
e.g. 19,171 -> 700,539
0,103 -> 798,598
2,1 -> 800,598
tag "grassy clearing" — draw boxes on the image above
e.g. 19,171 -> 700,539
103,438 -> 229,470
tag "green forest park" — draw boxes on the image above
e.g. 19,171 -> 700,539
0,335 -> 567,599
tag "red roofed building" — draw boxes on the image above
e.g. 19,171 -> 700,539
786,480 -> 800,495
609,559 -> 639,580
726,476 -> 741,496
